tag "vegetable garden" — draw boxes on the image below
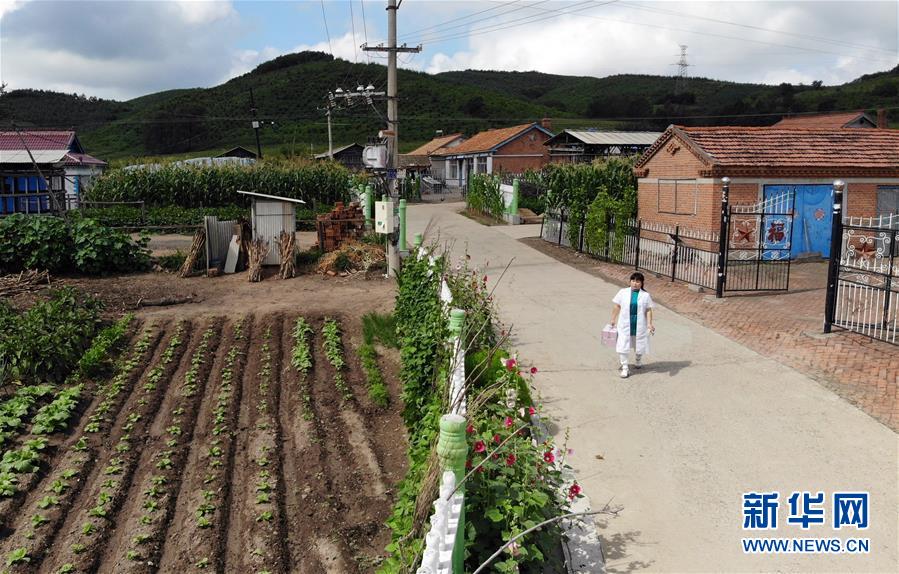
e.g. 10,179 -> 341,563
0,295 -> 407,573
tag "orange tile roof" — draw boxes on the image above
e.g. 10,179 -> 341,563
434,123 -> 537,155
773,111 -> 872,129
636,126 -> 899,176
406,133 -> 464,156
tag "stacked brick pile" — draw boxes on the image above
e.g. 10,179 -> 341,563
315,201 -> 366,252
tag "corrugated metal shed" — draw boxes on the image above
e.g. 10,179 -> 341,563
204,216 -> 237,274
238,190 -> 305,266
0,150 -> 68,163
556,131 -> 662,146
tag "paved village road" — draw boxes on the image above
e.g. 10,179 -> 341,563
405,202 -> 898,574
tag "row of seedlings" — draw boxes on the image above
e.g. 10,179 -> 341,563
110,323 -> 221,572
158,317 -> 250,571
227,323 -> 287,574
0,323 -> 163,571
322,318 -> 352,401
32,321 -> 187,574
290,317 -> 314,420
357,343 -> 389,408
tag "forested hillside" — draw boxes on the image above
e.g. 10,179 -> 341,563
1,51 -> 895,160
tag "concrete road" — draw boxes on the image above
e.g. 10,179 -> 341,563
406,202 -> 898,573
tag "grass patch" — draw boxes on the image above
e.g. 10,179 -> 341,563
155,250 -> 186,272
362,312 -> 398,348
358,343 -> 388,407
295,247 -> 323,267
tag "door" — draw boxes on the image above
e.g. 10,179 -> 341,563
764,184 -> 833,258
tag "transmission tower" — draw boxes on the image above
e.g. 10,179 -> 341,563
672,45 -> 691,95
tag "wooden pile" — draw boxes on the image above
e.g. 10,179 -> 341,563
247,238 -> 269,282
315,201 -> 366,252
277,231 -> 296,279
179,228 -> 206,278
0,270 -> 51,298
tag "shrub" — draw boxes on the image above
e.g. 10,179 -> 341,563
0,214 -> 150,275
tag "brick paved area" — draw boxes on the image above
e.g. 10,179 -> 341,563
523,237 -> 899,432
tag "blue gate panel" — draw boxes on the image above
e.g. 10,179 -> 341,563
764,184 -> 833,258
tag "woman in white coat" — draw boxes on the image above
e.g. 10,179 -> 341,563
608,272 -> 655,378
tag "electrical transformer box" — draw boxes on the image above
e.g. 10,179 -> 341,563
375,201 -> 394,234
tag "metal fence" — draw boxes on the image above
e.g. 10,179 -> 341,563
540,211 -> 720,290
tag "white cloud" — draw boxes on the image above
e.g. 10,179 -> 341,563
174,0 -> 235,24
0,0 -> 27,21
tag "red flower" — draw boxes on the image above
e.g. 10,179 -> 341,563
466,424 -> 474,434
492,453 -> 500,460
493,433 -> 501,444
568,483 -> 582,500
530,366 -> 538,374
504,358 -> 516,371
483,275 -> 488,283
505,454 -> 516,466
474,440 -> 486,453
466,459 -> 472,470
528,406 -> 536,416
476,466 -> 485,473
504,416 -> 514,428
543,450 -> 555,464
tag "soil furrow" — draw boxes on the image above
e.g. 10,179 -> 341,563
0,322 -> 169,573
37,320 -> 195,574
223,315 -> 287,574
95,319 -> 224,573
155,315 -> 251,573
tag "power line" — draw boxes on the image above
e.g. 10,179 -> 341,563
623,1 -> 898,56
360,0 -> 370,63
320,0 -> 333,56
400,0 -> 552,44
400,0 -> 523,39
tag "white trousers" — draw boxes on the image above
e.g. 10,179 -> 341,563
618,338 -> 641,367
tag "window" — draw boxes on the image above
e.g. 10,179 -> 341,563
477,156 -> 488,173
657,179 -> 698,215
877,186 -> 899,216
449,161 -> 459,180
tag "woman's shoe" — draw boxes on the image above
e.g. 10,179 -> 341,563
619,365 -> 629,379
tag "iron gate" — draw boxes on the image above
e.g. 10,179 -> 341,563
725,190 -> 796,292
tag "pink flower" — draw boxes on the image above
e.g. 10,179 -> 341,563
528,406 -> 536,416
493,433 -> 501,444
505,454 -> 516,466
568,483 -> 582,500
474,440 -> 486,453
504,416 -> 514,428
530,366 -> 538,374
466,424 -> 474,434
543,450 -> 555,464
504,358 -> 517,371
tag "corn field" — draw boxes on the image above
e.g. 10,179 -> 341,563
86,160 -> 353,208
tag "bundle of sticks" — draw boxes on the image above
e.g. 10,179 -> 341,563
277,231 -> 296,279
179,228 -> 206,278
0,269 -> 51,298
247,238 -> 269,282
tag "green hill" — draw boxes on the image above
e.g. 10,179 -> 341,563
1,52 -> 896,160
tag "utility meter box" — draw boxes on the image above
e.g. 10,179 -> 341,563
375,201 -> 394,234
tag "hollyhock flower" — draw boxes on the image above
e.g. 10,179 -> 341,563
504,416 -> 514,428
492,453 -> 500,460
465,459 -> 472,470
543,450 -> 555,464
528,406 -> 536,416
530,366 -> 538,374
493,433 -> 501,444
505,453 -> 516,466
508,541 -> 521,556
466,424 -> 474,434
474,440 -> 486,453
568,483 -> 582,500
567,448 -> 575,456
476,466 -> 485,473
504,358 -> 516,371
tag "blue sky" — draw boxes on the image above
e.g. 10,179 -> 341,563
1,1 -> 897,101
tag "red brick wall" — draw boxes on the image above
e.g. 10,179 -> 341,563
640,138 -> 706,179
844,182 -> 878,218
493,129 -> 551,173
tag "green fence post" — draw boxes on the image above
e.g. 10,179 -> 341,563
364,185 -> 373,229
437,413 -> 467,574
510,178 -> 520,216
448,308 -> 465,338
413,233 -> 423,249
398,199 -> 407,252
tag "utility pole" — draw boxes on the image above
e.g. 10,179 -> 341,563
362,0 -> 421,276
250,87 -> 263,159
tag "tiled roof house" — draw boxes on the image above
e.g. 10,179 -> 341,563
433,121 -> 554,188
0,130 -> 108,214
398,132 -> 465,177
773,110 -> 879,129
634,125 -> 899,258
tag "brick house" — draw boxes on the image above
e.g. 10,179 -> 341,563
433,121 -> 554,188
634,126 -> 899,258
773,110 -> 882,129
399,132 -> 465,179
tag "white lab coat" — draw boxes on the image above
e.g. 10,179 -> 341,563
612,287 -> 654,355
